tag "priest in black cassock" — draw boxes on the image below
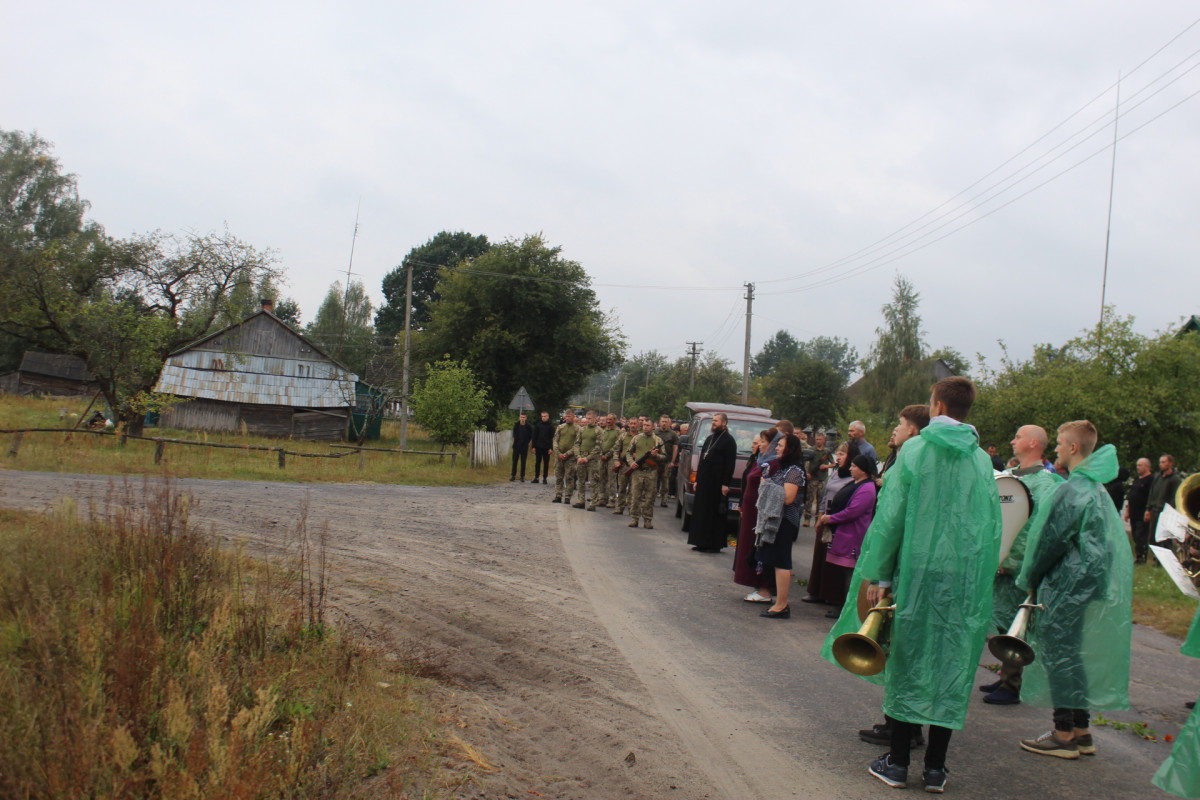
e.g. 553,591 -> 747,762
688,412 -> 739,553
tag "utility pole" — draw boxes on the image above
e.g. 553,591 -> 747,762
620,375 -> 628,417
686,341 -> 702,391
742,282 -> 754,405
399,259 -> 414,448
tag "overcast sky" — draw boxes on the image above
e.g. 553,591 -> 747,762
4,2 -> 1199,381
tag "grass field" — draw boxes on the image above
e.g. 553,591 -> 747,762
0,493 -> 472,798
1132,559 -> 1200,639
0,395 -> 509,485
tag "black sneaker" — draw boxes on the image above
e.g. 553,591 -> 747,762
979,679 -> 1002,693
922,766 -> 948,793
869,754 -> 908,789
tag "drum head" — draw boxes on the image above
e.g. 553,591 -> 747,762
995,475 -> 1033,563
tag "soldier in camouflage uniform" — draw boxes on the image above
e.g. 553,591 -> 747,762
598,414 -> 621,508
804,431 -> 832,526
655,414 -> 680,508
612,420 -> 634,514
572,410 -> 603,510
552,410 -> 579,503
626,417 -> 664,529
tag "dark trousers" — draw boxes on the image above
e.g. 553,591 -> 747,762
511,447 -> 528,479
889,717 -> 951,770
1131,510 -> 1150,560
533,448 -> 550,480
1053,708 -> 1090,733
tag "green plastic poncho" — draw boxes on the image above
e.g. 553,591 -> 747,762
820,420 -> 1001,729
1152,605 -> 1200,798
1016,443 -> 1133,711
993,468 -> 1065,631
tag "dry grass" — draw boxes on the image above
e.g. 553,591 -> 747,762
0,486 -> 472,799
0,395 -> 509,486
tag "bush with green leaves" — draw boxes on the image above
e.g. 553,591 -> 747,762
410,358 -> 490,447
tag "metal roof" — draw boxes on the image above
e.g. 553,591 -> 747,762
18,351 -> 94,382
156,351 -> 357,408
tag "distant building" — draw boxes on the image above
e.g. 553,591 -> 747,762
0,351 -> 98,397
154,306 -> 358,441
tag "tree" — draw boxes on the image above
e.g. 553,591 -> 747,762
751,330 -> 801,378
857,274 -> 931,413
626,351 -> 740,419
304,280 -> 374,377
410,358 -> 489,447
417,234 -> 623,427
375,231 -> 491,341
973,313 -> 1200,468
799,336 -> 859,384
221,273 -> 301,328
760,355 -> 846,427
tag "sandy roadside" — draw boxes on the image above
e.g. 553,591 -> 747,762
0,471 -> 720,799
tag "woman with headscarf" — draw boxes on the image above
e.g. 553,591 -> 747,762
755,433 -> 806,619
735,428 -> 780,603
816,453 -> 879,617
801,441 -> 855,606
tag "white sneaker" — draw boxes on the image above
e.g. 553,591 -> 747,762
743,591 -> 773,603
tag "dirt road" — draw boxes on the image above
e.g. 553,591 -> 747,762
0,471 -> 1193,799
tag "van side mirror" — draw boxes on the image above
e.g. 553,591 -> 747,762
678,435 -> 690,448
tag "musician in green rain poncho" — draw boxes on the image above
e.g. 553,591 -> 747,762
1015,421 -> 1133,759
1153,606 -> 1200,798
821,377 -> 1001,792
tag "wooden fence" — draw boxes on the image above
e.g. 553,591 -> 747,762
469,430 -> 513,468
2,428 -> 458,470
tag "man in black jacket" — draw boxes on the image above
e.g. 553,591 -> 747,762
1125,457 -> 1154,563
530,411 -> 556,484
1146,454 -> 1183,549
511,413 -> 534,482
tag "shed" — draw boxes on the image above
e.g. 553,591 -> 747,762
0,351 -> 98,397
154,310 -> 359,442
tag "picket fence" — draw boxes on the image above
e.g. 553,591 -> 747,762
469,429 -> 513,467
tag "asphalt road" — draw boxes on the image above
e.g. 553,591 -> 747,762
558,495 -> 1197,799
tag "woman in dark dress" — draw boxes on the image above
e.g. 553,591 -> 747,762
734,428 -> 780,603
802,440 -> 858,605
755,433 -> 806,619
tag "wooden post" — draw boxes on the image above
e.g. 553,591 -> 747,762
7,430 -> 23,457
277,447 -> 286,469
357,449 -> 365,471
154,440 -> 165,465
450,452 -> 457,467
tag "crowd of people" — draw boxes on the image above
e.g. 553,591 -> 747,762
507,377 -> 1198,796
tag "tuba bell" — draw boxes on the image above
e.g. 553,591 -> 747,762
988,592 -> 1043,666
832,594 -> 895,676
1178,473 -> 1200,532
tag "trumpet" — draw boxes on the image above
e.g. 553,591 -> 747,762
832,595 -> 895,676
988,593 -> 1043,667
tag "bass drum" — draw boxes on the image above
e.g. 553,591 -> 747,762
995,474 -> 1033,564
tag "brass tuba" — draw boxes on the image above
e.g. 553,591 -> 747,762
832,594 -> 895,676
988,593 -> 1043,666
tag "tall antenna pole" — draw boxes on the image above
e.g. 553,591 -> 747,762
741,282 -> 754,404
337,200 -> 362,359
1099,77 -> 1120,330
399,259 -> 414,448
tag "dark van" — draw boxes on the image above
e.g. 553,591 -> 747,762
674,402 -> 777,533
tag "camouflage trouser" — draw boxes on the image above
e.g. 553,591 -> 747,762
615,468 -> 632,511
630,468 -> 657,522
574,458 -> 603,508
805,479 -> 826,521
554,455 -> 577,501
656,463 -> 671,505
596,458 -> 615,506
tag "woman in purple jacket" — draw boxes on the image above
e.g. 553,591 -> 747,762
815,454 -> 878,618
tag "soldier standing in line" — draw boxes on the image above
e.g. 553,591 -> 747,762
655,414 -> 680,509
613,420 -> 634,515
627,417 -> 664,529
552,410 -> 579,503
804,431 -> 832,527
573,410 -> 603,510
598,413 -> 621,508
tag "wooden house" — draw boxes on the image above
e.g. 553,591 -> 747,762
155,308 -> 358,441
0,351 -> 98,397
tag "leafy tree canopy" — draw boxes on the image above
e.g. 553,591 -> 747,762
376,231 -> 491,341
304,279 -> 374,378
410,357 -> 490,446
417,234 -> 623,427
760,355 -> 847,428
973,312 -> 1200,469
626,351 -> 740,420
751,330 -> 800,378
